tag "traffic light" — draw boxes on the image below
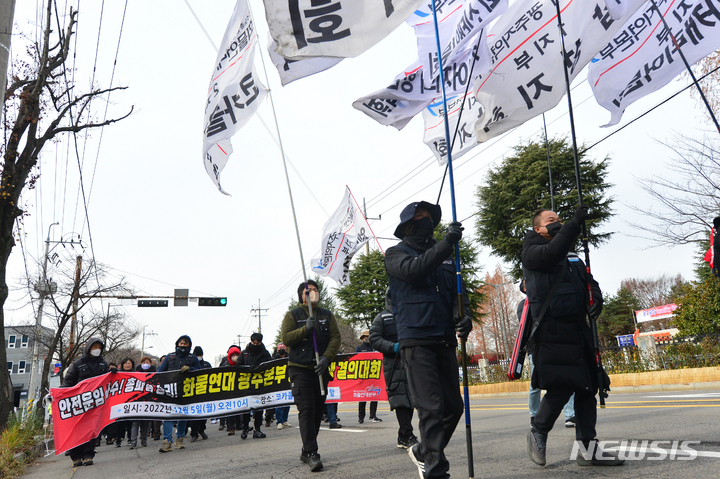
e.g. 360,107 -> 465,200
198,297 -> 227,307
138,300 -> 169,307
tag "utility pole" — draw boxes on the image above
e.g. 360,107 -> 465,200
141,326 -> 157,359
68,255 -> 82,361
27,222 -> 58,404
251,299 -> 267,335
362,197 -> 381,255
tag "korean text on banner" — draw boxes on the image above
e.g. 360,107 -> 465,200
311,188 -> 372,286
262,0 -> 426,59
51,353 -> 386,455
203,0 -> 267,195
588,0 -> 720,127
473,0 -> 645,143
635,303 -> 678,323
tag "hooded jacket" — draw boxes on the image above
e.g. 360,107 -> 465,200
369,294 -> 413,410
158,335 -> 201,372
242,342 -> 272,367
62,337 -> 109,388
220,346 -> 243,367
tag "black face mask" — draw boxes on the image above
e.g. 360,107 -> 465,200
412,217 -> 435,237
176,346 -> 190,357
546,221 -> 563,237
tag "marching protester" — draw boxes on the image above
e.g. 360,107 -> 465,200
62,338 -> 111,467
220,345 -> 244,435
355,331 -> 381,424
385,201 -> 472,479
522,207 -> 623,467
129,356 -> 156,449
188,346 -> 212,442
101,362 -> 118,445
239,333 -> 272,439
115,358 -> 136,447
282,280 -> 342,472
157,335 -> 201,453
369,288 -> 418,449
273,344 -> 292,430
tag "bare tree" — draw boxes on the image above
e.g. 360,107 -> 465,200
0,2 -> 132,428
689,50 -> 720,126
472,266 -> 521,361
629,134 -> 720,247
620,274 -> 685,310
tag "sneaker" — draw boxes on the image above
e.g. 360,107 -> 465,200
321,414 -> 329,423
306,452 -> 323,472
82,458 -> 94,466
129,443 -> 136,450
408,444 -> 426,479
575,442 -> 626,466
565,417 -> 576,428
241,429 -> 249,440
329,422 -> 342,429
141,441 -> 147,447
369,417 -> 382,423
227,429 -> 235,436
358,418 -> 364,424
283,421 -> 292,428
190,436 -> 198,443
72,459 -> 83,467
200,432 -> 208,440
253,429 -> 266,439
527,430 -> 547,466
300,451 -> 321,463
278,423 -> 284,430
115,442 -> 122,448
159,440 -> 173,453
397,434 -> 418,449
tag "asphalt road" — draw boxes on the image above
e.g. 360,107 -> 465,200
22,389 -> 720,479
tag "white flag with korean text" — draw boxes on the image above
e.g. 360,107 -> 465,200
262,0 -> 426,59
589,0 -> 720,127
423,88 -> 485,164
311,188 -> 372,286
473,0 -> 644,142
267,35 -> 343,86
203,0 -> 267,195
413,0 -> 508,78
604,0 -> 647,19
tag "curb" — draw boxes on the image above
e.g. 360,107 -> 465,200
13,437 -> 54,464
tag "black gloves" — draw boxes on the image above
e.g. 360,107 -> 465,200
573,205 -> 590,223
455,315 -> 473,340
445,221 -> 464,243
110,367 -> 117,374
314,356 -> 329,375
305,316 -> 317,332
180,365 -> 190,373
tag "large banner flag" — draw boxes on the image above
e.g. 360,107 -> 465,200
588,0 -> 720,127
635,303 -> 678,322
354,30 -> 491,130
51,353 -> 386,455
412,0 -> 508,78
605,0 -> 647,19
311,187 -> 379,285
473,0 -> 645,142
267,35 -> 343,86
262,0 -> 426,59
203,0 -> 267,195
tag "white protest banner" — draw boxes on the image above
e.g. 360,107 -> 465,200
605,0 -> 647,19
267,35 -> 342,86
413,0 -> 508,78
473,0 -> 644,143
203,0 -> 267,195
423,88 -> 485,164
353,30 -> 491,130
589,0 -> 720,127
262,0 -> 426,59
311,188 -> 377,286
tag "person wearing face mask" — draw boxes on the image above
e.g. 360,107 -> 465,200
384,201 -> 472,479
219,345 -> 244,436
281,280 -> 341,472
273,344 -> 292,430
129,356 -> 156,449
157,335 -> 201,453
355,331 -> 380,424
187,347 -> 212,442
239,333 -> 273,439
522,207 -> 620,468
62,338 -> 110,467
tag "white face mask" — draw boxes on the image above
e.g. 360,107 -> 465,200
308,290 -> 319,304
90,349 -> 101,357
197,356 -> 203,361
231,355 -> 239,362
141,363 -> 151,370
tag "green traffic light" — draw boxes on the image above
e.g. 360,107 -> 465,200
220,298 -> 227,305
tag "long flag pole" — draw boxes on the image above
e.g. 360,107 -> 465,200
430,2 -> 474,477
255,19 -> 325,396
554,0 -> 605,407
650,0 -> 720,134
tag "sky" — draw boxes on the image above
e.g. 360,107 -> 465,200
5,0 -> 712,365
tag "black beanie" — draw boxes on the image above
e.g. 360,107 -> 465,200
251,332 -> 263,343
193,346 -> 204,356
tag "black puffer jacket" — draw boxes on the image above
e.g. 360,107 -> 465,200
369,295 -> 413,410
242,343 -> 272,367
521,223 -> 602,393
62,338 -> 109,387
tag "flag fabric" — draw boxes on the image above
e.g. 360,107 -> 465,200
605,0 -> 647,19
412,0 -> 508,78
203,0 -> 267,195
262,0 -> 426,59
588,0 -> 720,127
311,188 -> 373,286
473,0 -> 644,143
353,30 -> 491,130
267,35 -> 343,86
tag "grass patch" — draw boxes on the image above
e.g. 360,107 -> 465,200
0,408 -> 44,479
